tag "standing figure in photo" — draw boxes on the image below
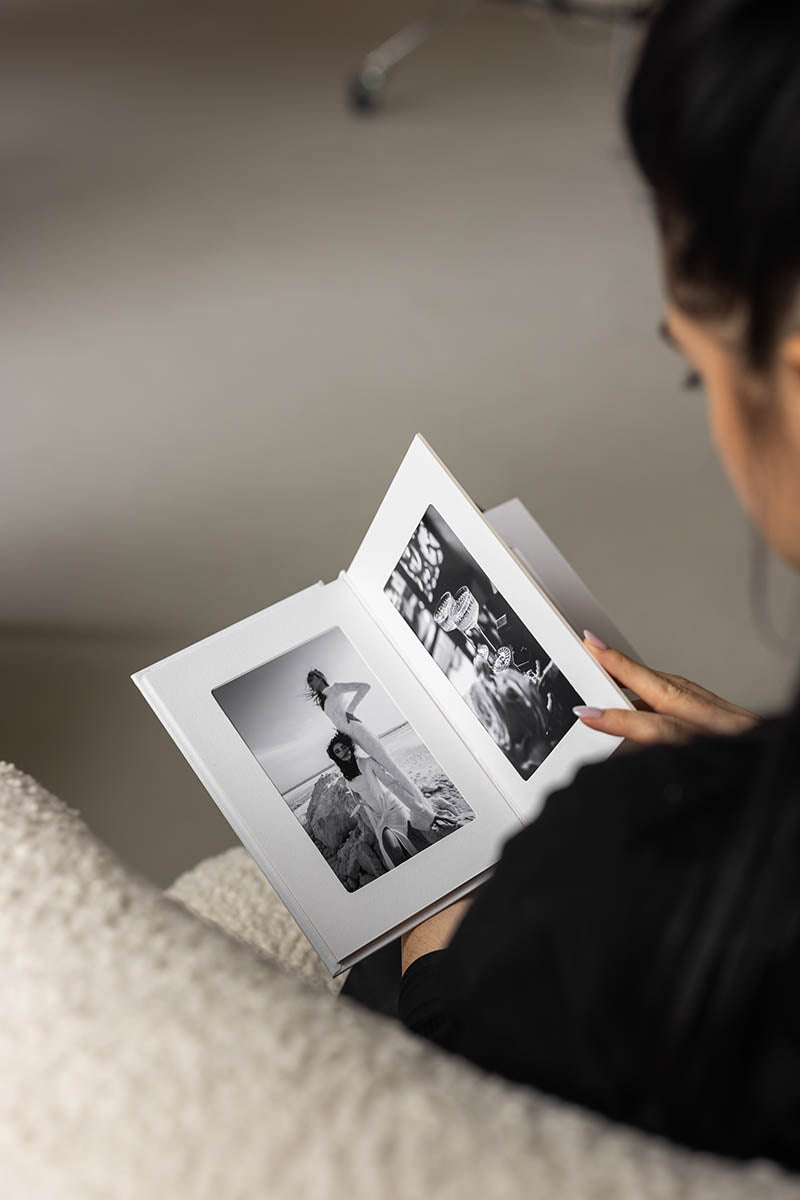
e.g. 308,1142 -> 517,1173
326,733 -> 432,870
306,668 -> 435,830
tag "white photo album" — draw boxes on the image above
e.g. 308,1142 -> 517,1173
133,436 -> 633,974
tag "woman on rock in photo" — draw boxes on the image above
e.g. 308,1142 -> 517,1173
326,733 -> 432,870
306,668 -> 435,830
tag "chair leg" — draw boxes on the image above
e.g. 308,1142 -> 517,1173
347,0 -> 655,114
348,0 -> 479,113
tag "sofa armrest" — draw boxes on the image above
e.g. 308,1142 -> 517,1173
168,846 -> 346,995
2,762 -> 796,1200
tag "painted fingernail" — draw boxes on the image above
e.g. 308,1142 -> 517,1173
573,705 -> 605,719
583,630 -> 608,650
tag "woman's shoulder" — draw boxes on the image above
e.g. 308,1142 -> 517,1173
505,702 -> 794,868
591,709 -> 780,804
447,703 -> 798,991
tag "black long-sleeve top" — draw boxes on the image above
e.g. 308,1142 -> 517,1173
398,702 -> 800,1170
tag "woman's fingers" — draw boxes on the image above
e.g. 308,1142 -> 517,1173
573,705 -> 698,746
657,672 -> 758,723
582,636 -> 757,735
583,639 -> 684,709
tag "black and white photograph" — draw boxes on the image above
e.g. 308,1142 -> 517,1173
213,627 -> 475,892
385,506 -> 583,780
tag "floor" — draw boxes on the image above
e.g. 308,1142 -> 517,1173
3,0 -> 797,885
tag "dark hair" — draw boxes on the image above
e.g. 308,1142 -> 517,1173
625,0 -> 800,367
306,669 -> 329,709
326,733 -> 361,781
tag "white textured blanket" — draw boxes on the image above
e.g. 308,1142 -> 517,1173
1,761 -> 798,1200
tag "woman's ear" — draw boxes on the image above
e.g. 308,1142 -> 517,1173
778,332 -> 800,434
781,331 -> 800,373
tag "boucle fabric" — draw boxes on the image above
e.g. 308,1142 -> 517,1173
167,845 -> 347,997
2,762 -> 799,1200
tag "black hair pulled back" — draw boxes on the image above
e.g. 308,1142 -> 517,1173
626,0 -> 800,366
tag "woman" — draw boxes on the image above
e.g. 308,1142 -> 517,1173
326,732 -> 430,870
348,0 -> 800,1168
306,668 -> 435,831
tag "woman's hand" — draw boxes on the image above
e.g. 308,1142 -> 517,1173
574,631 -> 760,746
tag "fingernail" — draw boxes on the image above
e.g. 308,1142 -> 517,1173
583,630 -> 608,650
573,705 -> 605,719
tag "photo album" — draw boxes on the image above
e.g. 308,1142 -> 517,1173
133,436 -> 634,975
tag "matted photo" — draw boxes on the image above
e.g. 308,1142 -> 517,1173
213,626 -> 476,893
385,505 -> 582,781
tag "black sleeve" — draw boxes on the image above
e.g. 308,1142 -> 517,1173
398,950 -> 455,1047
397,723 -> 775,1118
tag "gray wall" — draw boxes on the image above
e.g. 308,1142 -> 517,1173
3,0 -> 797,885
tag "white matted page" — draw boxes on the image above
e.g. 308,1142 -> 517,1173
348,436 -> 632,823
134,576 -> 519,971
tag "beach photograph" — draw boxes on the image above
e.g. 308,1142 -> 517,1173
213,626 -> 475,891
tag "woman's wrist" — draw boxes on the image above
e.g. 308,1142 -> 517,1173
401,898 -> 472,974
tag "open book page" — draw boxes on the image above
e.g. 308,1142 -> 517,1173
133,575 -> 519,974
485,499 -> 639,661
347,436 -> 633,824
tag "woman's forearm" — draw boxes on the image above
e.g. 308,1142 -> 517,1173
401,898 -> 473,973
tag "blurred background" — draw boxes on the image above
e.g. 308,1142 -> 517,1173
3,0 -> 797,886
